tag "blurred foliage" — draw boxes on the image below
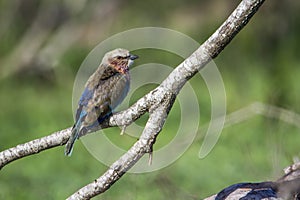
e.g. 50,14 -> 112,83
0,0 -> 300,199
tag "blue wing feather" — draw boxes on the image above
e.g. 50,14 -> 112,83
75,87 -> 94,122
65,88 -> 94,156
79,87 -> 94,106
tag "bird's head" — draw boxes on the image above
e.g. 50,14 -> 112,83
103,48 -> 138,74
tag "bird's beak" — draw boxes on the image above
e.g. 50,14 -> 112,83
129,54 -> 139,60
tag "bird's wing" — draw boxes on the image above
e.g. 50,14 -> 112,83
75,87 -> 94,122
65,87 -> 95,156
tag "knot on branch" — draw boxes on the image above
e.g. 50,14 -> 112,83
148,87 -> 177,114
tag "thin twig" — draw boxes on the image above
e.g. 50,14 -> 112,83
217,101 -> 300,129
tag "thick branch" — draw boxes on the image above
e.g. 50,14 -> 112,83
163,0 -> 265,93
0,127 -> 71,169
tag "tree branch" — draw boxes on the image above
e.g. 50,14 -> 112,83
0,127 -> 71,169
0,0 -> 266,198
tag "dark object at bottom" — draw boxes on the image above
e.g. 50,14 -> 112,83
215,182 -> 278,200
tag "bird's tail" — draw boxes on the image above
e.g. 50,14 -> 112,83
64,124 -> 80,156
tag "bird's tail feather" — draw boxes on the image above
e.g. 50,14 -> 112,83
64,125 -> 80,156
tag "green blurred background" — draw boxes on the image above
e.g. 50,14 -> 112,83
0,0 -> 300,199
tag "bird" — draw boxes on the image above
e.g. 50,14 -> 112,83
64,48 -> 138,156
215,182 -> 278,200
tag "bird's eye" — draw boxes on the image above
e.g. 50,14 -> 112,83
117,56 -> 122,59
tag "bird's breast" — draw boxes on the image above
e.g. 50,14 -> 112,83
99,73 -> 130,109
110,73 -> 130,109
